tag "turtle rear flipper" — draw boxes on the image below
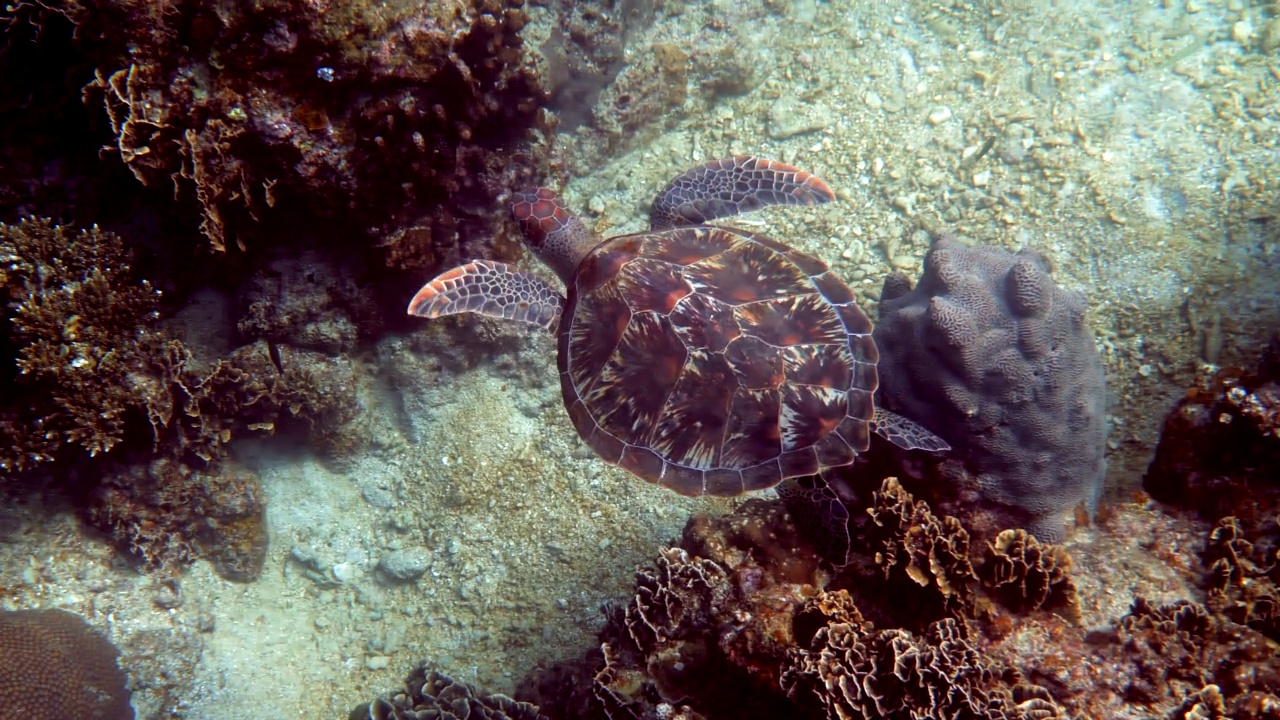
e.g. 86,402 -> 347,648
872,407 -> 951,453
407,259 -> 564,332
649,155 -> 836,230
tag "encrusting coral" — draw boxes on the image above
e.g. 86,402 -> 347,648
0,608 -> 134,720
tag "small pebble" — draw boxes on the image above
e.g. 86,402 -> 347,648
927,106 -> 953,125
365,655 -> 390,670
376,549 -> 430,584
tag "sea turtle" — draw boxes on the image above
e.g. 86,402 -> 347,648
407,156 -> 947,497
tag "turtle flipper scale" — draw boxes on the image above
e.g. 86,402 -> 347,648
872,407 -> 951,452
650,156 -> 836,231
407,259 -> 564,332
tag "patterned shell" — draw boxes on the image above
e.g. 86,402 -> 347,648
559,224 -> 880,497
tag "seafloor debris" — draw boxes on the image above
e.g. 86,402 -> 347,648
875,235 -> 1108,542
353,667 -> 546,720
0,608 -> 134,720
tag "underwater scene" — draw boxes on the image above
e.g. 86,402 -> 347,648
1,0 -> 1279,717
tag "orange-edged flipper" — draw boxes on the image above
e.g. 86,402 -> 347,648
407,260 -> 564,332
649,155 -> 837,231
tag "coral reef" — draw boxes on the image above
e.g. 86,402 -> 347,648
236,251 -> 382,355
781,606 -> 1069,720
1,218 -> 363,579
1144,331 -> 1280,528
1111,599 -> 1280,714
978,529 -> 1081,621
0,608 -> 134,720
354,667 -> 546,720
1202,517 -> 1280,643
874,235 -> 1107,542
86,456 -> 268,581
56,0 -> 552,265
0,218 -> 162,469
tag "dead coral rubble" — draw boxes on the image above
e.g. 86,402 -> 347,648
63,0 -> 551,264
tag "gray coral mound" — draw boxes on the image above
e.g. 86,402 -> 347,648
874,236 -> 1106,541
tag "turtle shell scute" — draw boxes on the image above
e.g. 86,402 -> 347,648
558,226 -> 877,496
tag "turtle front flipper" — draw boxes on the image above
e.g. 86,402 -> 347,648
407,259 -> 564,332
650,156 -> 836,230
872,407 -> 951,453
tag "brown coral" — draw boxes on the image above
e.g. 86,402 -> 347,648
0,608 -> 134,720
1203,517 -> 1280,643
1144,335 -> 1280,527
356,667 -> 546,720
0,218 -> 162,469
979,528 -> 1081,621
70,0 -> 551,264
1114,598 -> 1280,711
86,456 -> 269,581
781,601 -> 1068,720
863,477 -> 975,623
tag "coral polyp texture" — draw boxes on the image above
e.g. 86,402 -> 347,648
0,608 -> 134,720
65,0 -> 550,263
874,235 -> 1107,542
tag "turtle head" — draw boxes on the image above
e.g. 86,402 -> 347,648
511,188 -> 599,285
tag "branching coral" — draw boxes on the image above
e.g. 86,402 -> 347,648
1,219 -> 361,471
0,218 -> 162,469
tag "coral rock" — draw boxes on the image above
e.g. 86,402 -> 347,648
0,608 -> 134,720
875,236 -> 1107,541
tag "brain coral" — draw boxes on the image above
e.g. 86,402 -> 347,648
874,236 -> 1107,541
0,608 -> 134,720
